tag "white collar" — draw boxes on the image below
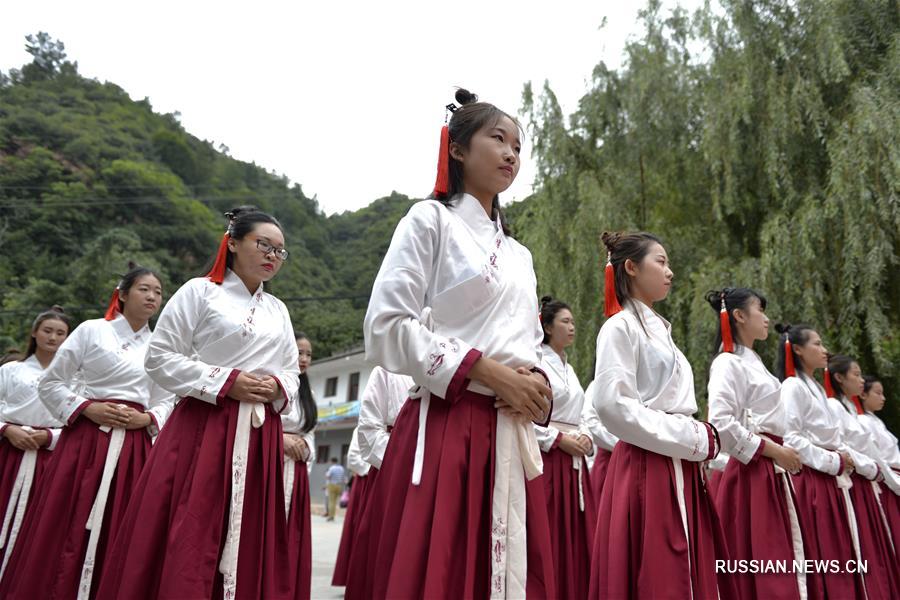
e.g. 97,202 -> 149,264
109,313 -> 150,340
449,193 -> 500,236
222,268 -> 265,298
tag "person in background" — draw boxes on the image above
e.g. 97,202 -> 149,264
325,457 -> 347,522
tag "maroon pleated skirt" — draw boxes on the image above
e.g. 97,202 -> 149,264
332,470 -> 378,586
589,447 -> 612,509
344,389 -> 557,600
879,477 -> 900,552
541,446 -> 596,600
0,402 -> 151,599
589,441 -> 737,600
848,472 -> 900,600
707,468 -> 724,502
714,440 -> 804,599
0,438 -> 55,568
791,467 -> 867,600
286,460 -> 312,600
94,397 -> 292,600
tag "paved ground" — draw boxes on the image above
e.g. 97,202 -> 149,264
310,503 -> 347,600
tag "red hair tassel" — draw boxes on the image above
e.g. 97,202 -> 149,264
784,340 -> 796,378
604,254 -> 623,318
720,296 -> 734,353
432,125 -> 450,198
103,289 -> 121,321
206,233 -> 231,284
851,395 -> 864,415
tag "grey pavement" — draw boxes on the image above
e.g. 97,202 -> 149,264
311,504 -> 346,600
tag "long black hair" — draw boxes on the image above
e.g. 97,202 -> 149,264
429,88 -> 517,235
24,305 -> 72,358
601,231 -> 664,310
295,332 -> 317,433
704,287 -> 768,356
539,295 -> 571,345
826,354 -> 857,399
774,323 -> 815,381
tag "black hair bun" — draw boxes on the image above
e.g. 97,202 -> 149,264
540,295 -> 553,306
774,323 -> 791,335
225,205 -> 260,221
49,304 -> 66,313
600,231 -> 621,254
126,260 -> 138,271
704,290 -> 723,312
455,88 -> 478,106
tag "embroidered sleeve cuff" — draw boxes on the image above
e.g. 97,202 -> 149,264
47,427 -> 62,451
214,369 -> 241,407
550,431 -> 564,450
67,399 -> 93,426
749,438 -> 766,463
530,366 -> 553,426
444,348 -> 483,404
0,423 -> 7,435
834,452 -> 844,476
270,375 -> 290,414
702,421 -> 720,461
147,412 -> 160,437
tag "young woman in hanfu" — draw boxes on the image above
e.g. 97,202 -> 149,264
588,231 -> 735,600
705,287 -> 806,600
857,375 -> 900,551
825,355 -> 899,599
0,267 -> 173,600
334,365 -> 412,590
0,307 -> 70,577
282,333 -> 318,600
535,296 -> 596,600
95,207 -> 301,600
780,324 -> 866,600
349,88 -> 556,599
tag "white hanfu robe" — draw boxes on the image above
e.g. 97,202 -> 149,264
357,366 -> 413,470
364,193 -> 549,598
0,355 -> 62,577
144,270 -> 299,597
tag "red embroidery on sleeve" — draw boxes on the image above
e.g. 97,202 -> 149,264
427,353 -> 444,376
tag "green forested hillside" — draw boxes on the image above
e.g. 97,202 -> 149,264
0,33 -> 414,358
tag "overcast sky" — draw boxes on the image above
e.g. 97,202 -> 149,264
2,0 -> 700,215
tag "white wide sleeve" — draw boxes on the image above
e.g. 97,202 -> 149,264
582,394 -> 618,452
837,411 -> 879,480
357,368 -> 393,469
39,324 -> 92,424
270,301 -> 300,414
363,204 -> 480,402
144,282 -> 238,405
0,365 -> 10,433
302,427 -> 316,464
347,430 -> 370,476
145,379 -> 176,436
592,320 -> 712,462
533,422 -> 562,453
782,380 -> 842,475
707,356 -> 764,464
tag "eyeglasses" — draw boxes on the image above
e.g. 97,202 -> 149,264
256,239 -> 289,261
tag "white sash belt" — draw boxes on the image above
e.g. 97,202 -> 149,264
550,421 -> 586,512
758,433 -> 807,600
0,442 -> 37,580
283,458 -> 296,519
219,402 -> 266,600
78,414 -> 128,600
